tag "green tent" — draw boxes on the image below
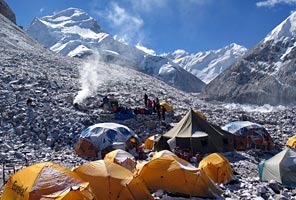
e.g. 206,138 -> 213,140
258,147 -> 296,187
155,109 -> 234,153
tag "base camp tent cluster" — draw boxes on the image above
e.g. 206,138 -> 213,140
2,110 -> 293,199
1,150 -> 230,199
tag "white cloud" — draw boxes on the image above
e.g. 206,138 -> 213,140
136,44 -> 156,55
131,0 -> 169,12
256,0 -> 296,7
104,2 -> 144,45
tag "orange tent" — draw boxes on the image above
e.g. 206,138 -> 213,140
75,138 -> 99,158
1,162 -> 93,200
286,135 -> 296,148
73,160 -> 153,200
144,135 -> 161,150
40,182 -> 94,200
104,149 -> 136,171
222,121 -> 274,151
199,153 -> 233,184
136,155 -> 222,198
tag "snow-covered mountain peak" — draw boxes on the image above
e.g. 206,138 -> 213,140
264,11 -> 296,43
164,43 -> 247,84
39,7 -> 102,33
170,49 -> 190,58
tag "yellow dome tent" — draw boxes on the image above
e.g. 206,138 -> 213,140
286,135 -> 296,148
1,162 -> 93,200
40,182 -> 94,200
160,101 -> 173,111
136,155 -> 222,198
73,160 -> 153,200
198,153 -> 233,184
104,149 -> 136,171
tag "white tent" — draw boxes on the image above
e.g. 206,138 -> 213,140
258,147 -> 296,187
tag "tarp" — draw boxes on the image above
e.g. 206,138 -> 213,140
222,121 -> 274,150
258,148 -> 296,187
73,160 -> 153,200
1,162 -> 93,200
135,155 -> 222,198
75,123 -> 139,158
198,153 -> 233,184
104,149 -> 136,171
155,109 -> 234,154
160,101 -> 173,111
114,108 -> 134,120
286,135 -> 296,148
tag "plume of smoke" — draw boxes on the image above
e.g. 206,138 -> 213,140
73,52 -> 132,104
73,54 -> 105,104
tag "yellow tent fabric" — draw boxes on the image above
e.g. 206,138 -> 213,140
152,150 -> 177,159
286,135 -> 296,148
198,153 -> 233,184
104,149 -> 136,171
1,162 -> 92,200
73,160 -> 153,200
160,101 -> 173,111
194,109 -> 206,120
136,155 -> 222,198
40,182 -> 94,200
144,135 -> 161,150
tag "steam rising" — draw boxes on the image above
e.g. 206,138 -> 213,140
73,53 -> 130,104
74,56 -> 101,104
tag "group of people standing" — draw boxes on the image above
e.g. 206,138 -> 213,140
144,93 -> 166,121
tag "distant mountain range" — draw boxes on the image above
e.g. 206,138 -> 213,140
26,8 -> 249,92
24,7 -> 296,105
26,8 -> 205,93
202,11 -> 296,105
163,43 -> 248,84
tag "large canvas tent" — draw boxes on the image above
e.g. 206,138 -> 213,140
75,123 -> 140,158
258,148 -> 296,187
155,109 -> 234,154
222,121 -> 274,150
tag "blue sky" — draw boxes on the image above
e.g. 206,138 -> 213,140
5,0 -> 296,54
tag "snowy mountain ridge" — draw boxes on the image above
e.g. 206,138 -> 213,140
164,43 -> 248,84
26,8 -> 205,93
202,11 -> 296,105
264,11 -> 296,43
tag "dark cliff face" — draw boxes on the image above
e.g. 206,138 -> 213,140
0,0 -> 16,24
